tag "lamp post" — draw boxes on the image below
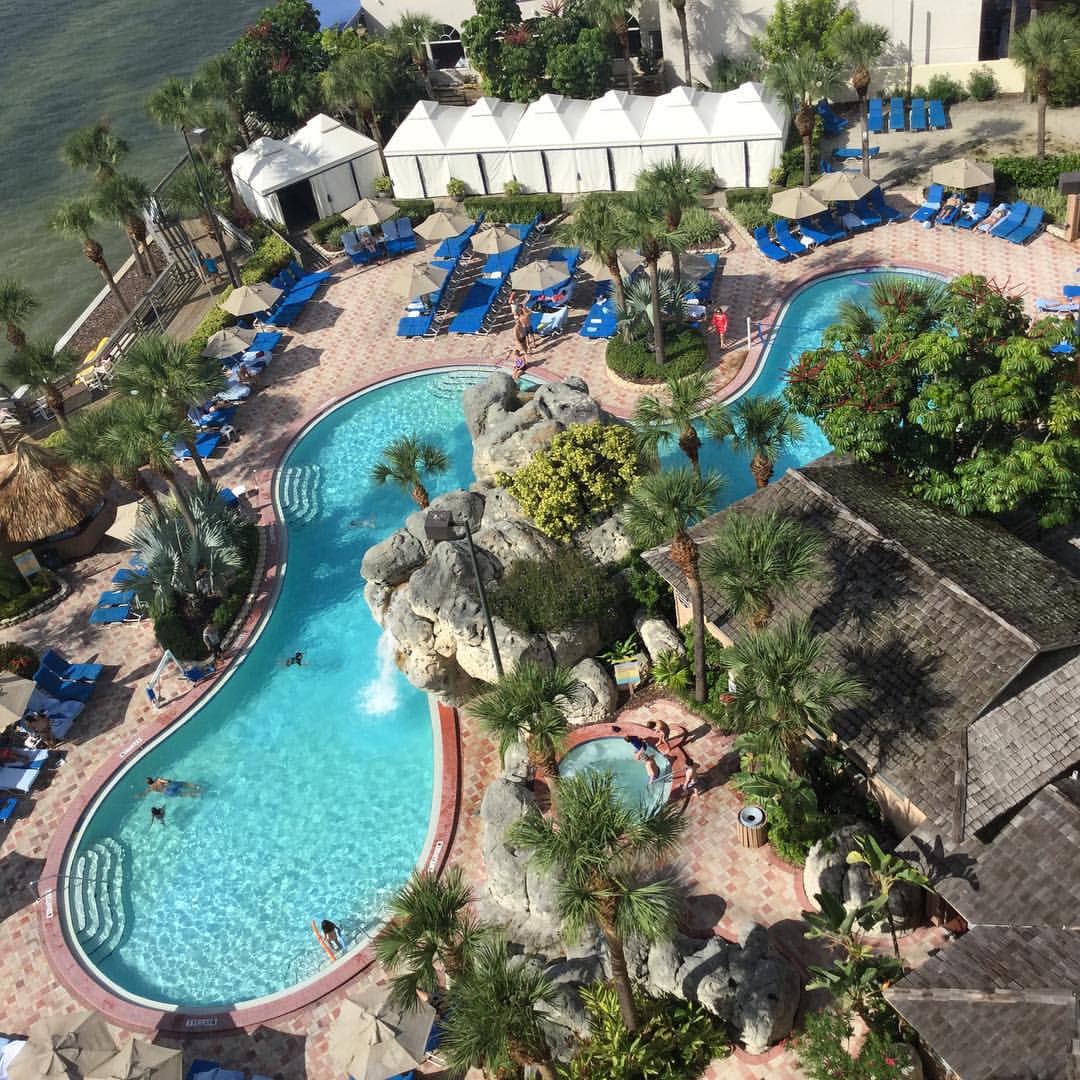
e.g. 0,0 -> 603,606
424,509 -> 503,679
181,126 -> 240,288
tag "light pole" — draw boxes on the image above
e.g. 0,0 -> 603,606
181,126 -> 240,288
424,509 -> 503,679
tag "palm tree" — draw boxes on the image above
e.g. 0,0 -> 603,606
0,279 -> 37,350
468,661 -> 581,777
637,159 -> 712,282
187,102 -> 246,203
194,53 -> 253,143
664,0 -> 692,85
112,335 -> 226,483
509,770 -> 686,1032
6,340 -> 77,430
95,172 -> 153,277
321,44 -> 400,167
589,0 -> 637,92
707,394 -> 805,489
162,160 -> 230,229
59,119 -> 129,182
720,617 -> 865,774
846,834 -> 931,960
832,22 -> 889,178
387,12 -> 440,99
375,867 -> 484,1012
1011,12 -> 1078,161
623,467 -> 723,702
441,936 -> 560,1080
370,434 -> 448,509
147,76 -> 197,132
49,198 -> 130,314
765,52 -> 842,186
558,193 -> 630,312
617,272 -> 692,346
700,511 -> 823,628
634,370 -> 718,475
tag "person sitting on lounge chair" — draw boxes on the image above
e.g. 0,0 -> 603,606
935,193 -> 963,221
976,203 -> 1009,233
24,712 -> 56,748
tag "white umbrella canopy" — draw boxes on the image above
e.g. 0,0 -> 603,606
328,988 -> 436,1080
201,328 -> 257,359
510,259 -> 571,291
810,172 -> 878,202
769,186 -> 828,218
393,261 -> 449,298
930,157 -> 995,189
470,228 -> 520,254
219,283 -> 282,317
657,251 -> 714,278
580,249 -> 642,280
0,670 -> 38,726
10,1011 -> 119,1080
86,1039 -> 183,1080
413,210 -> 472,240
342,197 -> 398,227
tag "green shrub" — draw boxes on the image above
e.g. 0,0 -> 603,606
446,177 -> 467,198
39,429 -> 68,451
967,66 -> 998,101
311,213 -> 347,247
373,174 -> 393,195
499,422 -> 644,541
240,232 -> 293,284
925,73 -> 967,106
153,610 -> 208,661
995,152 -> 1080,192
503,178 -> 524,196
1018,185 -> 1067,224
186,293 -> 236,358
622,553 -> 675,619
796,1009 -> 911,1080
0,576 -> 60,621
0,641 -> 39,675
726,186 -> 776,232
606,327 -> 707,382
489,549 -> 618,633
0,556 -> 30,603
461,193 -> 563,222
391,198 -> 435,224
651,650 -> 691,691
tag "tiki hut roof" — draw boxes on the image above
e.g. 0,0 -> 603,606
0,441 -> 110,544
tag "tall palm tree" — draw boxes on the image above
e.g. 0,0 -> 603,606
187,101 -> 246,202
59,119 -> 129,182
590,0 -> 637,92
637,159 -> 712,282
6,340 -> 77,430
112,335 -> 226,483
162,160 -> 230,229
194,53 -> 253,143
441,935 -> 560,1080
1011,12 -> 1078,161
664,0 -> 692,85
558,193 -> 630,311
0,279 -> 37,350
49,198 -> 130,314
375,867 -> 484,1012
765,52 -> 842,186
633,370 -> 718,475
846,834 -> 931,960
321,44 -> 399,167
95,172 -> 153,278
700,511 -> 823,628
617,272 -> 693,346
623,467 -> 723,702
720,617 -> 865,774
147,76 -> 198,132
387,12 -> 440,99
707,394 -> 806,489
831,22 -> 889,177
468,661 -> 581,777
509,770 -> 686,1032
371,434 -> 448,509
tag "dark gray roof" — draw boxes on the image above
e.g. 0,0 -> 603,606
885,926 -> 1080,1080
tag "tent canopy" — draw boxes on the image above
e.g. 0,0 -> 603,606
507,93 -> 590,151
445,96 -> 527,152
576,89 -> 654,146
642,86 -> 714,143
385,99 -> 467,156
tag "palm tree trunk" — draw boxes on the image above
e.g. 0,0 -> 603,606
161,468 -> 198,535
688,572 -> 707,702
677,6 -> 691,85
1037,88 -> 1048,161
600,918 -> 639,1030
1009,0 -> 1018,44
678,424 -> 701,476
412,482 -> 430,509
885,903 -> 901,961
183,438 -> 211,482
802,131 -> 813,188
5,324 -> 26,350
86,243 -> 131,315
647,259 -> 666,365
134,472 -> 166,518
366,110 -> 388,173
750,451 -> 773,488
44,387 -> 68,430
125,225 -> 150,278
608,258 -> 627,311
859,91 -> 871,178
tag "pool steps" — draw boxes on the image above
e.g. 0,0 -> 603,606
428,371 -> 491,400
279,464 -> 323,524
70,837 -> 129,961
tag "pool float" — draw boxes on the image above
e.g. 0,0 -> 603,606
311,919 -> 337,962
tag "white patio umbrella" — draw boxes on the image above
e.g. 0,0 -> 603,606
393,261 -> 449,298
10,1011 -> 118,1080
580,250 -> 642,280
657,251 -> 714,278
471,228 -> 520,254
810,172 -> 878,202
219,283 -> 282,317
510,259 -> 571,291
342,197 -> 398,227
201,328 -> 256,359
328,987 -> 436,1080
930,158 -> 995,189
769,186 -> 828,219
87,1039 -> 183,1080
414,210 -> 472,241
0,670 -> 37,726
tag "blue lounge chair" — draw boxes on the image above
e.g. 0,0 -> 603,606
1064,285 -> 1080,299
833,146 -> 879,160
937,194 -> 963,226
774,219 -> 808,256
990,201 -> 1029,239
0,797 -> 17,823
851,196 -> 882,227
40,648 -> 103,683
287,259 -> 331,287
390,216 -> 418,254
868,98 -> 885,134
889,97 -> 905,132
397,309 -> 436,337
816,99 -> 849,135
798,215 -> 844,245
174,430 -> 222,462
1008,205 -> 1044,245
836,202 -> 869,231
912,183 -> 944,222
956,192 -> 991,229
449,279 -> 503,334
250,331 -> 282,352
90,604 -> 134,625
870,187 -> 905,222
507,212 -> 538,241
342,230 -> 378,266
820,158 -> 835,174
752,226 -> 790,262
34,666 -> 94,703
929,99 -> 948,129
910,98 -> 928,132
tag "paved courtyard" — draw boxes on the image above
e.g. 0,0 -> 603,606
0,202 -> 1073,1077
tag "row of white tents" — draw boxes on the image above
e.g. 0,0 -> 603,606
383,84 -> 788,199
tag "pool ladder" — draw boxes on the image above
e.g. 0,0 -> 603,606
279,464 -> 323,524
69,837 -> 130,962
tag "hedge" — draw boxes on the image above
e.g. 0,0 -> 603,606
186,291 -> 236,358
606,326 -> 707,382
240,232 -> 294,285
311,213 -> 347,247
1019,186 -> 1067,224
994,152 -> 1080,192
725,187 -> 775,233
391,198 -> 435,224
462,193 -> 562,222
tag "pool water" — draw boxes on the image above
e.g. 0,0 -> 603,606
560,738 -> 672,812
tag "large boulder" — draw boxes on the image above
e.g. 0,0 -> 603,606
403,489 -> 485,549
463,369 -> 518,438
480,778 -> 538,913
532,381 -> 601,430
579,514 -> 634,566
546,622 -> 604,669
360,529 -> 427,585
633,611 -> 686,663
564,658 -> 618,727
473,518 -> 558,574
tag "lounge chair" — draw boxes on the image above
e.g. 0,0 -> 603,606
868,98 -> 885,134
449,279 -> 504,334
752,226 -> 790,262
889,96 -> 905,132
956,192 -> 992,230
912,183 -> 944,222
816,99 -> 849,135
851,196 -> 883,227
937,194 -> 963,226
89,599 -> 140,626
579,292 -> 618,339
531,305 -> 569,336
34,666 -> 94,703
929,99 -> 948,129
0,764 -> 44,795
1064,285 -> 1080,299
174,430 -> 222,462
0,797 -> 17,823
990,201 -> 1029,239
869,187 -> 905,222
1036,298 -> 1080,312
1008,205 -> 1044,245
909,98 -> 928,132
40,648 -> 103,683
774,219 -> 809,256
388,216 -> 418,254
342,230 -> 378,266
798,215 -> 844,245
250,331 -> 282,352
287,259 -> 331,287
833,146 -> 879,160
397,309 -> 436,337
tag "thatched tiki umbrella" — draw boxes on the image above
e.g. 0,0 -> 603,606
0,441 -> 115,560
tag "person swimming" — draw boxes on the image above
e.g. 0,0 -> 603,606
285,652 -> 304,667
321,919 -> 344,951
150,806 -> 166,825
140,777 -> 203,798
349,517 -> 377,528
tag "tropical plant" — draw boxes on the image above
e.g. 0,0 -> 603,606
194,52 -> 254,142
623,467 -> 723,703
49,197 -> 130,314
709,52 -> 765,92
95,172 -> 153,277
1011,12 -> 1079,160
548,27 -> 613,100
730,757 -> 825,862
161,159 -> 231,227
634,370 -> 718,475
558,193 -> 630,311
509,770 -> 686,1031
806,952 -> 903,1028
374,867 -> 485,1012
720,617 -> 864,773
460,0 -> 522,87
616,273 -> 693,348
699,511 -> 822,628
796,1008 -> 911,1080
587,0 -> 637,91
831,21 -> 888,177
664,0 -> 693,84
147,76 -> 199,132
370,433 -> 448,509
387,11 -> 440,98
637,159 -> 712,282
752,0 -> 856,63
599,633 -> 639,664
7,340 -> 78,430
469,661 -> 581,776
765,51 -> 842,185
650,649 -> 691,690
0,279 -> 37,350
802,889 -> 876,960
847,834 -> 931,960
441,935 -> 559,1080
708,394 -> 805,489
59,119 -> 129,182
321,43 -> 401,163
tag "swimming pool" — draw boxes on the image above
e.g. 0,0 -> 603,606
62,369 -> 500,1010
560,737 -> 672,812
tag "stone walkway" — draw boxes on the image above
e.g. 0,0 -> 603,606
0,210 -> 1071,1077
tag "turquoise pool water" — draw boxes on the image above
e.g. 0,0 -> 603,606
560,738 -> 672,812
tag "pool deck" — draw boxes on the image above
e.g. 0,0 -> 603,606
2,195 -> 1076,1077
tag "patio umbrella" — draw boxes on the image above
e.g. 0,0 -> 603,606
657,251 -> 714,278
10,1011 -> 118,1080
580,250 -> 642,280
413,210 -> 472,241
393,261 -> 449,298
510,259 -> 571,291
769,186 -> 828,219
342,197 -> 398,227
0,671 -> 36,726
470,228 -> 520,254
201,328 -> 256,359
930,158 -> 995,190
810,172 -> 878,202
87,1039 -> 183,1080
328,987 -> 436,1080
219,283 -> 282,317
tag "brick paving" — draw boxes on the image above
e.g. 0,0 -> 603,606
0,207 -> 1069,1077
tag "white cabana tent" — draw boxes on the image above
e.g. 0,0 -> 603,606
641,86 -> 717,169
575,90 -> 655,190
441,97 -> 527,195
716,82 -> 789,188
509,93 -> 590,193
384,99 -> 467,201
232,114 -> 381,229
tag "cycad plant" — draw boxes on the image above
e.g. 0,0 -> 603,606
0,278 -> 38,350
49,198 -> 130,314
633,369 -> 719,476
616,272 -> 692,348
1011,12 -> 1079,160
371,433 -> 449,509
509,770 -> 686,1032
6,340 -> 78,430
765,52 -> 842,185
707,394 -> 806,488
831,21 -> 889,176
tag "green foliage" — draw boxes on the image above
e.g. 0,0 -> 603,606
709,52 -> 766,92
310,213 -> 347,247
1018,185 -> 1067,223
445,177 -> 467,199
460,0 -> 522,86
966,65 -> 998,101
752,0 -> 856,63
153,609 -> 208,660
606,327 -> 707,382
499,423 -> 644,541
567,984 -> 730,1080
240,231 -> 293,284
390,198 -> 435,223
651,650 -> 691,691
923,72 -> 966,106
759,788 -> 828,865
993,151 -> 1080,190
725,187 -> 776,231
373,174 -> 393,196
503,179 -> 524,197
185,292 -> 236,359
622,554 -> 675,619
488,549 -> 618,634
549,27 -> 613,99
0,641 -> 40,675
599,633 -> 639,663
461,193 -> 562,222
796,1008 -> 910,1079
0,557 -> 30,604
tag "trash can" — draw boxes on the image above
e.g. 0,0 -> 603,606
737,804 -> 768,848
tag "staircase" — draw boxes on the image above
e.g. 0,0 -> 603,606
279,464 -> 323,524
428,370 -> 492,401
289,232 -> 332,271
70,837 -> 129,961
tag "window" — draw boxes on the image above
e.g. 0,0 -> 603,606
427,25 -> 465,70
